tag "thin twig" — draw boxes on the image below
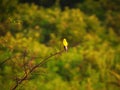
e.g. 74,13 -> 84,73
11,49 -> 64,90
30,50 -> 64,73
0,56 -> 13,67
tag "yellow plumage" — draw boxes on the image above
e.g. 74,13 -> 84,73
63,38 -> 68,51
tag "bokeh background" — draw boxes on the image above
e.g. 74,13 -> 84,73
0,0 -> 120,90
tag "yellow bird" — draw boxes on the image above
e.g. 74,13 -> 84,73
63,38 -> 68,51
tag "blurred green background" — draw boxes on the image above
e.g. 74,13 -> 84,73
0,0 -> 120,90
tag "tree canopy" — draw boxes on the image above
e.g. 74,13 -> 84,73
0,0 -> 120,90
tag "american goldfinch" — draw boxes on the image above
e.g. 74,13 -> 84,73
63,38 -> 68,51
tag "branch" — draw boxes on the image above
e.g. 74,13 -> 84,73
0,56 -> 13,67
11,49 -> 64,90
30,50 -> 64,73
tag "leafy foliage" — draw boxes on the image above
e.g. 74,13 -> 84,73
0,0 -> 120,90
